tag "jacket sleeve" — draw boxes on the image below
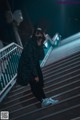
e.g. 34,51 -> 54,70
38,44 -> 45,60
28,44 -> 38,77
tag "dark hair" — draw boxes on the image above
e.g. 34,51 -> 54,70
32,27 -> 45,42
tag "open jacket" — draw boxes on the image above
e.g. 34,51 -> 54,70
17,38 -> 45,86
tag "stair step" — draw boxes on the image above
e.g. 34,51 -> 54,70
43,55 -> 80,74
44,78 -> 80,92
37,104 -> 80,120
12,53 -> 78,92
9,84 -> 30,94
1,70 -> 80,104
14,52 -> 80,89
7,72 -> 80,100
0,51 -> 80,120
44,66 -> 80,81
7,87 -> 31,100
10,62 -> 79,95
2,71 -> 80,105
9,87 -> 80,119
1,79 -> 80,111
10,95 -> 80,120
71,116 -> 80,120
42,52 -> 80,71
45,74 -> 80,86
44,67 -> 80,81
43,60 -> 80,77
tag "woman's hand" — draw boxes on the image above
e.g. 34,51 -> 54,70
34,76 -> 39,82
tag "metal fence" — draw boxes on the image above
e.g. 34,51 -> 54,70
0,42 -> 23,102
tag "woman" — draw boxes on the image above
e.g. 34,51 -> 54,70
17,27 -> 58,107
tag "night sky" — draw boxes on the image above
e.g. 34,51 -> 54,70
0,0 -> 80,44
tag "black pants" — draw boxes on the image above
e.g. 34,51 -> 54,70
29,80 -> 46,102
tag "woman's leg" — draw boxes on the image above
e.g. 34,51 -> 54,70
29,80 -> 46,102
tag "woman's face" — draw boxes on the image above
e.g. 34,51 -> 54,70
35,31 -> 43,38
35,31 -> 45,40
35,32 -> 43,46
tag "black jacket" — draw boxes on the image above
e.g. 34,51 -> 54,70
17,38 -> 45,86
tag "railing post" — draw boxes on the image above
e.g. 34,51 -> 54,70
12,22 -> 23,47
5,0 -> 23,47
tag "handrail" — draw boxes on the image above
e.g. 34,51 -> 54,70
14,42 -> 23,49
0,47 -> 17,60
0,42 -> 15,52
0,42 -> 23,102
0,42 -> 23,52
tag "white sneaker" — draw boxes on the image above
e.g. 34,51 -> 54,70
48,98 -> 59,104
42,98 -> 59,107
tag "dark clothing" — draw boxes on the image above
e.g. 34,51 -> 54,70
17,38 -> 46,102
17,38 -> 45,87
30,80 -> 46,102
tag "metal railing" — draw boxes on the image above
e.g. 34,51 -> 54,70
41,33 -> 61,67
0,42 -> 23,102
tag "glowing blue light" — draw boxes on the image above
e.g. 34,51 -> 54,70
44,42 -> 48,48
56,36 -> 59,40
54,41 -> 57,45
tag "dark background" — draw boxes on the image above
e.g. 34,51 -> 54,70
0,0 -> 80,45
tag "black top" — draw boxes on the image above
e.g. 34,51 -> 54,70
17,38 -> 45,86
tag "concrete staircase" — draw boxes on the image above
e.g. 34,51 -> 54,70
0,51 -> 80,120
